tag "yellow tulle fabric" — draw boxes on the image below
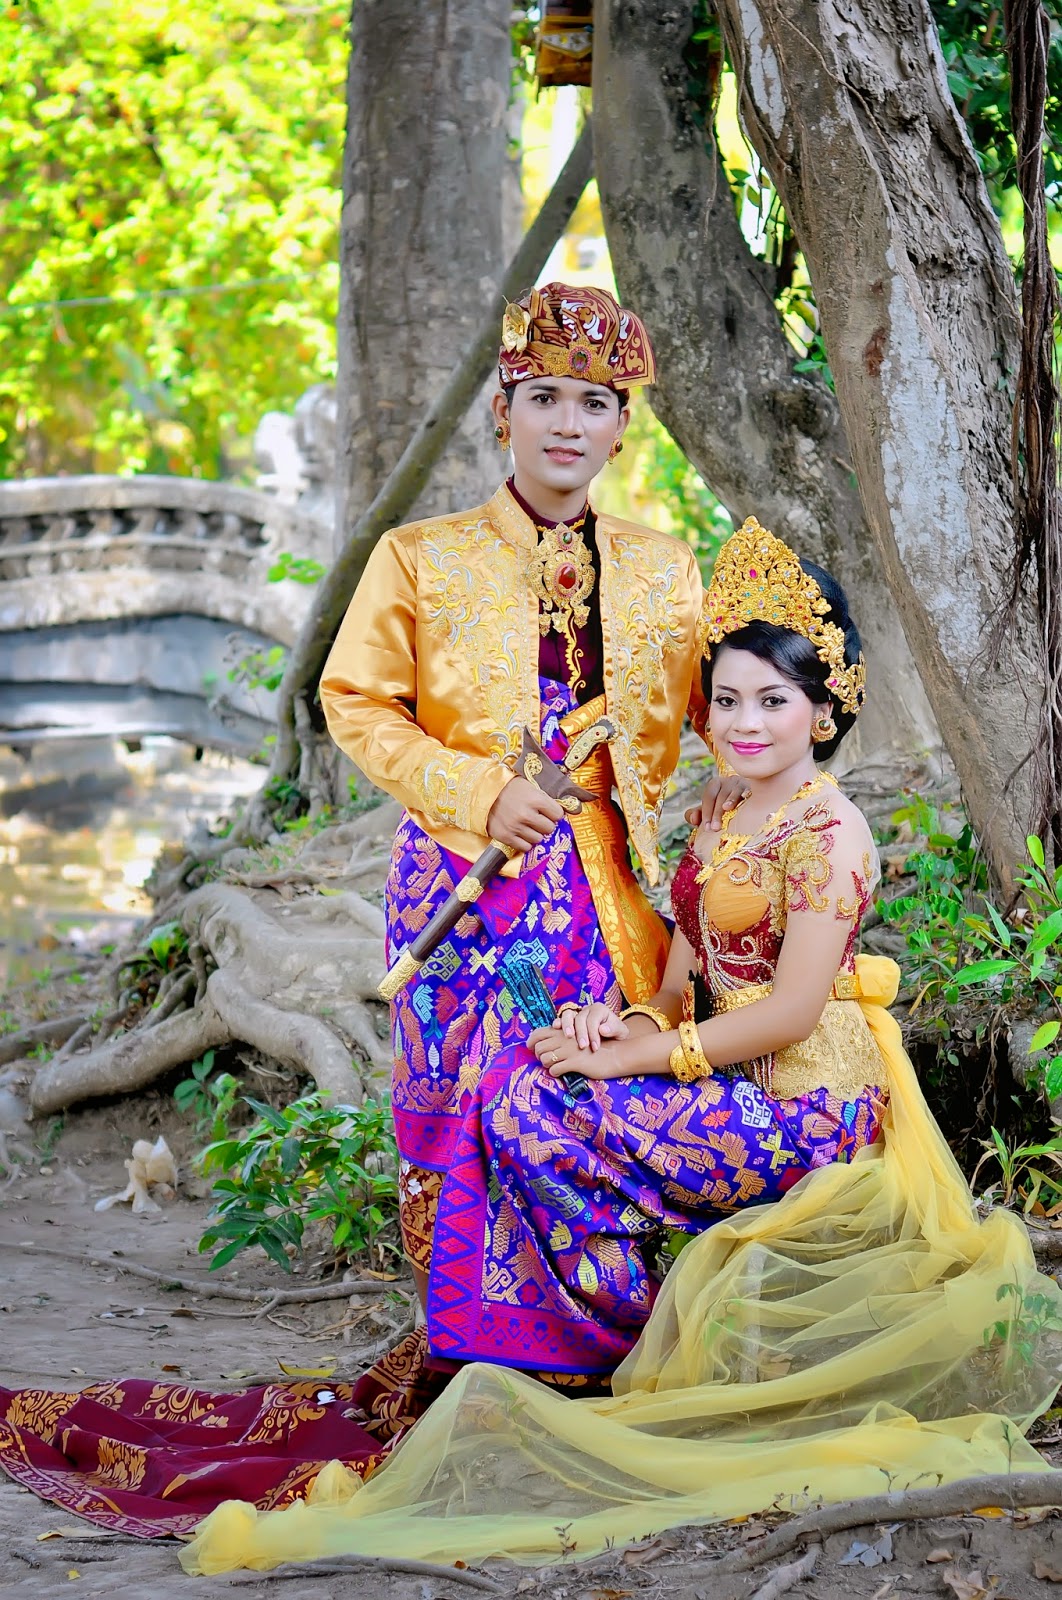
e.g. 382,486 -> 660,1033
181,955 -> 1062,1576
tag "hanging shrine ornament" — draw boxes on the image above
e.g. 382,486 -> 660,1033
535,2 -> 593,88
527,514 -> 595,690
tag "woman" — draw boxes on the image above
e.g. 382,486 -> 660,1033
182,518 -> 1062,1577
319,282 -> 729,1308
424,516 -> 881,1376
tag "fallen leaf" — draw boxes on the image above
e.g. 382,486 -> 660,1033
277,1360 -> 336,1378
1034,1561 -> 1062,1582
359,1269 -> 399,1281
47,1527 -> 112,1541
219,1370 -> 256,1381
160,1364 -> 182,1374
622,1533 -> 678,1566
515,1583 -> 536,1595
67,1571 -> 80,1580
927,1548 -> 956,1562
577,1590 -> 632,1600
940,1566 -> 995,1600
840,1526 -> 897,1567
37,1532 -> 62,1542
972,1506 -> 1007,1518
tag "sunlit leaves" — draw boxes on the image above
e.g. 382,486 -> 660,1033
0,0 -> 347,477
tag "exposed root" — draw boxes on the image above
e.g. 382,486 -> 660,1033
29,878 -> 389,1114
715,1471 -> 1062,1575
750,1544 -> 819,1600
0,1014 -> 88,1066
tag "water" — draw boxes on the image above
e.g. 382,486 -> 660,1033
0,737 -> 262,995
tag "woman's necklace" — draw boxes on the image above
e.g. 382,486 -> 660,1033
702,771 -> 836,878
526,506 -> 595,694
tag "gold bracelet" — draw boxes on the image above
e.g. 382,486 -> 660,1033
619,1004 -> 672,1033
669,1040 -> 695,1081
678,1020 -> 711,1081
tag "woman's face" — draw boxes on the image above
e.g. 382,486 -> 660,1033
492,377 -> 627,498
708,645 -> 820,780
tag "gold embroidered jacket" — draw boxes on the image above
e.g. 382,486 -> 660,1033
320,484 -> 706,884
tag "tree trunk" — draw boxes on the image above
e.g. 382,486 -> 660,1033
336,0 -> 513,545
713,0 -> 1039,883
593,0 -> 937,764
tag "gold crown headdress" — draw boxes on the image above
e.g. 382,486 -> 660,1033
698,517 -> 867,716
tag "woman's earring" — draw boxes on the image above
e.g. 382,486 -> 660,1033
608,439 -> 624,462
494,421 -> 510,450
812,713 -> 837,744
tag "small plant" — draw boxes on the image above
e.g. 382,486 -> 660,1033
198,1092 -> 399,1272
970,1125 -> 1062,1215
174,1051 -> 240,1145
983,1281 -> 1062,1372
267,550 -> 326,586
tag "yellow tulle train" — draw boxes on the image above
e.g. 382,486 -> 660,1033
182,956 -> 1062,1576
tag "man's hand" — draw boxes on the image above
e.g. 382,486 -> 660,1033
486,775 -> 564,852
685,773 -> 748,830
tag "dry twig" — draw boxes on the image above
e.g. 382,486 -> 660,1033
7,1243 -> 406,1308
224,1553 -> 502,1590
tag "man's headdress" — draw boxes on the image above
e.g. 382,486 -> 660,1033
698,517 -> 867,716
498,282 -> 656,390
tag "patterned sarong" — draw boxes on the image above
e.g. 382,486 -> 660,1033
426,1048 -> 885,1376
385,677 -> 667,1179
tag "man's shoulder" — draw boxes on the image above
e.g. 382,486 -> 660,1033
597,512 -> 696,562
382,501 -> 495,551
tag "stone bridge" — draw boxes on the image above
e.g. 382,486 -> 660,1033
0,474 -> 331,755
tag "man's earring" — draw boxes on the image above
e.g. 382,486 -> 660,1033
494,421 -> 510,450
812,713 -> 837,744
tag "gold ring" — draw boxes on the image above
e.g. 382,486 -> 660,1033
547,1051 -> 559,1066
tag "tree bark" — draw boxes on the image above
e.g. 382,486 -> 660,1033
713,0 -> 1039,883
336,0 -> 514,544
593,0 -> 937,764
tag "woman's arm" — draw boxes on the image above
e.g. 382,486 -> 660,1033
538,805 -> 874,1081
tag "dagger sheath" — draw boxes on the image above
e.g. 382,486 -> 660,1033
376,842 -> 515,1001
378,717 -> 616,1003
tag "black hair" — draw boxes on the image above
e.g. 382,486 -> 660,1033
501,382 -> 630,411
701,559 -> 862,762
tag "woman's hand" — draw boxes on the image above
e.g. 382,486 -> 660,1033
685,772 -> 748,829
554,1001 -> 628,1052
528,1026 -> 632,1081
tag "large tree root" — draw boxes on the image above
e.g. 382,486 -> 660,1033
0,1013 -> 88,1066
715,1471 -> 1062,1575
30,877 -> 389,1114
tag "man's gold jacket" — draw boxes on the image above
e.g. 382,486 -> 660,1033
320,483 -> 705,886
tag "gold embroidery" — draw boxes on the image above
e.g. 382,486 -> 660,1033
599,533 -> 686,883
421,510 -> 537,762
837,850 -> 875,923
244,1385 -> 330,1445
85,1438 -> 147,1491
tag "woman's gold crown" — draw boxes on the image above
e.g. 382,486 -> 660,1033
698,517 -> 867,716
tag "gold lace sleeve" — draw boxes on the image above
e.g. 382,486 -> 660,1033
781,802 -> 878,927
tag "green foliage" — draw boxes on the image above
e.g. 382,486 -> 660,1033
198,1092 -> 399,1272
120,918 -> 188,984
0,0 -> 345,477
267,551 -> 326,586
930,1 -> 1062,209
882,804 -> 1062,1099
228,643 -> 287,695
983,1281 -> 1062,1372
971,1125 -> 1062,1213
174,1050 -> 240,1145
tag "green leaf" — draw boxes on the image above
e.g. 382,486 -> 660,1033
1046,1056 -> 1062,1102
1029,909 -> 1062,953
242,1097 -> 289,1133
951,959 -> 1017,984
1028,835 -> 1048,869
1030,1021 -> 1062,1053
207,1238 -> 245,1272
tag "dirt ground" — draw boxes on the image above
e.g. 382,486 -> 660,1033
1,1097 -> 1062,1599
